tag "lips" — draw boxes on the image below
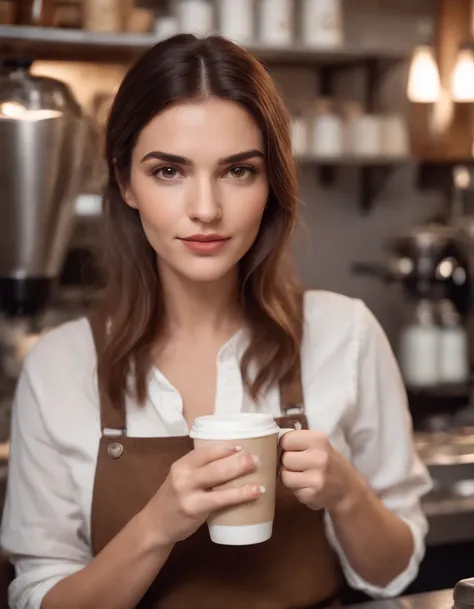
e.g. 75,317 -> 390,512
179,234 -> 230,254
181,234 -> 228,242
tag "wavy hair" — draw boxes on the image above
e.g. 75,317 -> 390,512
96,34 -> 304,411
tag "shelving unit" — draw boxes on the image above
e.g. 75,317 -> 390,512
298,154 -> 411,166
0,25 -> 413,212
0,25 -> 410,65
298,155 -> 413,212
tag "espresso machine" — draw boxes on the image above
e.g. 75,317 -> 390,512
353,222 -> 472,428
0,57 -> 88,317
0,58 -> 90,439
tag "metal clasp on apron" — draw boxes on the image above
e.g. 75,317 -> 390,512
279,404 -> 306,430
103,428 -> 127,459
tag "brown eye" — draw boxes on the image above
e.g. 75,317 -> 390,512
154,166 -> 180,180
228,165 -> 256,180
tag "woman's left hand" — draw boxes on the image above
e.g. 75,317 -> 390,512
280,430 -> 367,515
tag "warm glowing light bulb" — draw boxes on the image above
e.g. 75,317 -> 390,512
407,45 -> 441,103
452,48 -> 474,101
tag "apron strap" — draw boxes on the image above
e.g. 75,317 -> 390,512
279,356 -> 304,414
88,313 -> 127,436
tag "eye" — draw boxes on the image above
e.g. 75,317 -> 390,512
227,165 -> 258,180
153,166 -> 181,181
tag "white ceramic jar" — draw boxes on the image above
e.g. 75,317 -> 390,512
380,114 -> 410,157
301,0 -> 343,48
311,99 -> 344,157
154,16 -> 180,39
259,0 -> 293,46
345,113 -> 381,157
291,114 -> 308,156
176,0 -> 214,36
218,0 -> 254,44
438,300 -> 469,384
399,299 -> 441,388
439,326 -> 469,384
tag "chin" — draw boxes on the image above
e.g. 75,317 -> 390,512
176,258 -> 238,284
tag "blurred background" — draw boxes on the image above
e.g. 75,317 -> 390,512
1,0 -> 474,598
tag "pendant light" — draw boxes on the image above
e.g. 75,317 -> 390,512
452,1 -> 474,102
407,45 -> 441,103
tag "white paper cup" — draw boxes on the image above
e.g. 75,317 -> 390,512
189,413 -> 291,545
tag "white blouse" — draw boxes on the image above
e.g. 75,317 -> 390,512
1,291 -> 432,609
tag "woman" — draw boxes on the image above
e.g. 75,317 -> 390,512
1,35 -> 432,609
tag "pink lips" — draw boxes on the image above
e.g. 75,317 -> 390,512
179,234 -> 230,254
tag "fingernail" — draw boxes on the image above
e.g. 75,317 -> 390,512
252,454 -> 260,466
234,445 -> 243,452
259,485 -> 266,494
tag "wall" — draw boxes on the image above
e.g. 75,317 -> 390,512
32,0 -> 442,347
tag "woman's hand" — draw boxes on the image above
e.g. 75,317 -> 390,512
145,444 -> 261,547
280,430 -> 368,515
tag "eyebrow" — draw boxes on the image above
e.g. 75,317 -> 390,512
140,149 -> 265,165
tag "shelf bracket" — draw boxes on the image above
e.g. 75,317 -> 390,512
315,163 -> 394,213
359,165 -> 394,212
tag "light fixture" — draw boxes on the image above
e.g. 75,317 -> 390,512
407,45 -> 441,103
452,45 -> 474,102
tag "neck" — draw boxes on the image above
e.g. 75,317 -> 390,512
159,266 -> 242,339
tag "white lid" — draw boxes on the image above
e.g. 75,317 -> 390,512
189,413 -> 280,440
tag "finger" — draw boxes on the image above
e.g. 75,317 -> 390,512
185,442 -> 243,468
281,449 -> 327,472
194,450 -> 258,490
294,487 -> 323,507
280,468 -> 322,491
280,430 -> 327,452
194,483 -> 263,514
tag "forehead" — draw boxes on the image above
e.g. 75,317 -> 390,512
134,98 -> 264,161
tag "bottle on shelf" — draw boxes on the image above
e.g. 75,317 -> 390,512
16,0 -> 54,26
83,0 -> 129,33
0,1 -> 16,24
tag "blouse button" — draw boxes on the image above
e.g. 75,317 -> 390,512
107,442 -> 124,459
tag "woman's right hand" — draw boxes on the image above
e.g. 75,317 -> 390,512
144,444 -> 261,547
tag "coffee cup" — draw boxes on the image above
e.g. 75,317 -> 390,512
189,413 -> 292,546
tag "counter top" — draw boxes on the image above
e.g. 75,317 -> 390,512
348,589 -> 453,609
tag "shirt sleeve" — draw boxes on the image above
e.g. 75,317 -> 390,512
324,300 -> 433,598
1,364 -> 91,609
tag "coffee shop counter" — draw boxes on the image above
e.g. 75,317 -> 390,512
347,588 -> 454,609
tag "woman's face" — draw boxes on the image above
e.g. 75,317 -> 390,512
124,97 -> 269,283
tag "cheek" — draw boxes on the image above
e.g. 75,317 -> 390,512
228,184 -> 268,235
129,173 -> 179,235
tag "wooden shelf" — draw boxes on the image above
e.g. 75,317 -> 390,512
297,154 -> 412,166
297,154 -> 413,212
0,25 -> 410,64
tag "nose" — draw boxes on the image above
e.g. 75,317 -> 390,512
187,175 -> 222,224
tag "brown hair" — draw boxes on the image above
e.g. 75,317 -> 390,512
97,34 -> 303,411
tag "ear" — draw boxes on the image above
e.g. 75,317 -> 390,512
114,162 -> 138,209
121,184 -> 138,209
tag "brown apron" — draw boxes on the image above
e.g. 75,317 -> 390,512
89,316 -> 341,609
